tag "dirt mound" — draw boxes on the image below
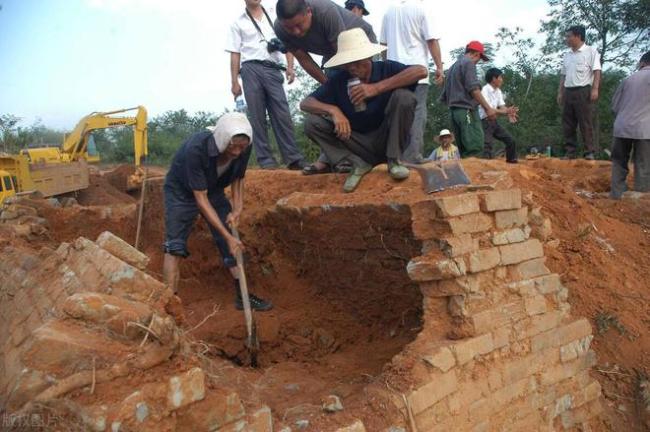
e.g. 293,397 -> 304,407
74,169 -> 136,206
4,160 -> 648,431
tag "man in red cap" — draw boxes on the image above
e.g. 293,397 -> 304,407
440,41 -> 496,157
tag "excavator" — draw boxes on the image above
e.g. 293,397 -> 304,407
0,106 -> 148,205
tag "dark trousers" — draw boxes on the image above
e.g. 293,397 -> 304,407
402,83 -> 429,163
304,89 -> 416,167
562,85 -> 597,156
610,137 -> 650,199
240,61 -> 304,168
482,119 -> 517,162
163,181 -> 236,267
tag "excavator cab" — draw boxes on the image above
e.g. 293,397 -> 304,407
0,170 -> 17,206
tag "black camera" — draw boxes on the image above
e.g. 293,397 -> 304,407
267,38 -> 287,54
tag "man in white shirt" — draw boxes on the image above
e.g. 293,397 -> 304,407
225,0 -> 306,170
380,0 -> 444,163
557,25 -> 602,160
479,68 -> 518,163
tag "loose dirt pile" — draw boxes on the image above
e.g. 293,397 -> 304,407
1,161 -> 648,431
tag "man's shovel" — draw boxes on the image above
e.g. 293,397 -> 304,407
402,160 -> 471,193
232,227 -> 259,367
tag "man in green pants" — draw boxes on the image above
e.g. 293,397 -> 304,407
440,41 -> 496,156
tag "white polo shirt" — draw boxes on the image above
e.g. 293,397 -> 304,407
560,43 -> 601,88
380,0 -> 439,85
478,84 -> 505,119
225,5 -> 283,65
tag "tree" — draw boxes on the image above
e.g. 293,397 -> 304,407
0,114 -> 21,153
494,27 -> 552,100
540,0 -> 650,68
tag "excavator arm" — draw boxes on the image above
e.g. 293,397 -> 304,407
60,106 -> 148,166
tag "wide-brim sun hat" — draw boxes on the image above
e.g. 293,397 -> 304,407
323,28 -> 386,68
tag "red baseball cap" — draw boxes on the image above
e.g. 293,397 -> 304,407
466,40 -> 489,61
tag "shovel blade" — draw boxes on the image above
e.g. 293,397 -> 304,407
414,161 -> 471,193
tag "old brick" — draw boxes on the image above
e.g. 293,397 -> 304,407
167,367 -> 206,410
407,371 -> 458,415
534,274 -> 562,294
440,234 -> 479,258
499,239 -> 544,266
560,335 -> 594,363
434,194 -> 480,217
450,333 -> 495,365
423,347 -> 456,372
96,231 -> 150,270
525,295 -> 547,316
529,207 -> 545,225
492,326 -> 511,348
472,301 -> 526,334
414,398 -> 454,431
407,256 -> 466,282
573,381 -> 601,408
539,352 -> 597,386
509,258 -> 550,280
480,189 -> 522,211
532,319 -> 593,352
516,311 -> 562,340
531,218 -> 553,241
468,248 -> 501,273
447,212 -> 493,235
491,227 -> 529,246
495,207 -> 528,229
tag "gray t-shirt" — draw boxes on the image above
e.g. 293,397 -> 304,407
612,66 -> 650,139
274,0 -> 376,65
440,56 -> 481,110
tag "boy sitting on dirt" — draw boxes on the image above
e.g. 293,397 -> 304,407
428,129 -> 460,161
162,112 -> 272,311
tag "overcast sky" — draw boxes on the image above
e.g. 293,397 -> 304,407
0,0 -> 549,130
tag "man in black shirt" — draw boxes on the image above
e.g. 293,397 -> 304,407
163,112 -> 272,311
300,28 -> 427,192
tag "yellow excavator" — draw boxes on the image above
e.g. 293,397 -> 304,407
0,106 -> 148,205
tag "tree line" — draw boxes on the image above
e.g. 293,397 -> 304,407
1,0 -> 647,165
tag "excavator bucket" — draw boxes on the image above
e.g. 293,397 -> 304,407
403,160 -> 472,193
126,167 -> 146,192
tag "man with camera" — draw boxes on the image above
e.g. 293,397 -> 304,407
274,0 -> 377,175
226,0 -> 306,170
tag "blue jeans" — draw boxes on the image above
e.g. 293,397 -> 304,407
163,181 -> 236,267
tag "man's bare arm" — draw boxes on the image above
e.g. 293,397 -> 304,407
230,52 -> 242,99
292,49 -> 327,84
427,39 -> 444,84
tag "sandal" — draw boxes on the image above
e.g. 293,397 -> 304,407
302,163 -> 332,175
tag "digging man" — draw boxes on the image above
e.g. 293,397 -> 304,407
300,28 -> 427,192
162,112 -> 272,311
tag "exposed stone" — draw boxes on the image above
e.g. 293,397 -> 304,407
176,390 -> 246,430
334,420 -> 366,432
322,395 -> 344,412
96,231 -> 150,270
167,367 -> 206,410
